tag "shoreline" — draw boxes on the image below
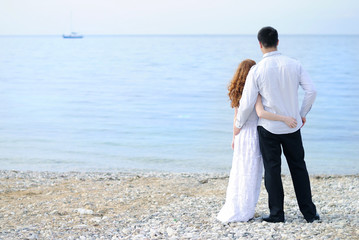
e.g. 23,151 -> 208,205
1,168 -> 358,177
1,170 -> 358,239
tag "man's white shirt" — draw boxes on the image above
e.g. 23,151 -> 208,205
235,51 -> 317,134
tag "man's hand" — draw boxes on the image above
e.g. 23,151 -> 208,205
301,117 -> 306,128
233,126 -> 241,136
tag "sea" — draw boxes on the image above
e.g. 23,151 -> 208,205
0,35 -> 358,174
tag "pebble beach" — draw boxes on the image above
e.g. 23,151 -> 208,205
0,170 -> 358,239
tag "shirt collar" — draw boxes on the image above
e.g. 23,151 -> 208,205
263,50 -> 281,58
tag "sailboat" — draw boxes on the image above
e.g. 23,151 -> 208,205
63,32 -> 83,39
63,12 -> 83,39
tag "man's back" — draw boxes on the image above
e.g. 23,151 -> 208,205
236,50 -> 316,135
254,51 -> 303,134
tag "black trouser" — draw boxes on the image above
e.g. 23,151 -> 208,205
257,126 -> 317,220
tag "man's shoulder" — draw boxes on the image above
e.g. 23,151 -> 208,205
280,54 -> 301,64
258,53 -> 301,67
247,63 -> 260,78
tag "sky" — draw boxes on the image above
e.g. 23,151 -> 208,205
1,0 -> 358,35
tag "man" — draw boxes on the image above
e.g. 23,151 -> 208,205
233,26 -> 319,223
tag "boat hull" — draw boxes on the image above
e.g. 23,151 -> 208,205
62,35 -> 83,39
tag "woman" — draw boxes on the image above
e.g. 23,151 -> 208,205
217,59 -> 297,223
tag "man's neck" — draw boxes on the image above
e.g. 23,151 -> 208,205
262,47 -> 278,55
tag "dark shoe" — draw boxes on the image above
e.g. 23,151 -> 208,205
262,215 -> 285,223
306,213 -> 320,223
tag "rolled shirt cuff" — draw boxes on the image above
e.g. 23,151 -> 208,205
235,119 -> 242,129
300,105 -> 312,118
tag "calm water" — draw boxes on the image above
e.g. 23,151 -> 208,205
0,35 -> 358,174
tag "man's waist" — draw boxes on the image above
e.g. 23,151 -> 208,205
258,119 -> 301,134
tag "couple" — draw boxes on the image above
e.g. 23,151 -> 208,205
217,27 -> 320,223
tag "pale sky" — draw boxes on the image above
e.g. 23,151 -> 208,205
1,0 -> 358,35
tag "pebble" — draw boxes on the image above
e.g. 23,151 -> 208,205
75,208 -> 94,215
74,224 -> 88,229
166,227 -> 175,236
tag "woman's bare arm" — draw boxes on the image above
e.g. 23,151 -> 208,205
255,95 -> 297,128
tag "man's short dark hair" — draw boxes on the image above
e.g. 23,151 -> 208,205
257,26 -> 278,48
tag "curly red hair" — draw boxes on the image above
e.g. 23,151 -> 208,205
228,59 -> 256,108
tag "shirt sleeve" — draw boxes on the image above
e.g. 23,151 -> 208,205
235,68 -> 259,128
299,64 -> 317,117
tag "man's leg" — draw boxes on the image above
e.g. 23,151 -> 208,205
257,126 -> 284,218
280,129 -> 317,220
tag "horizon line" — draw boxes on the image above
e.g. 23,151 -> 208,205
0,33 -> 358,37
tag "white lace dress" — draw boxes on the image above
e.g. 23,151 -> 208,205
217,110 -> 263,222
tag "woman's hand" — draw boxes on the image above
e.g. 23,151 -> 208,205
233,126 -> 241,136
283,116 -> 297,128
231,137 -> 235,150
301,117 -> 306,128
